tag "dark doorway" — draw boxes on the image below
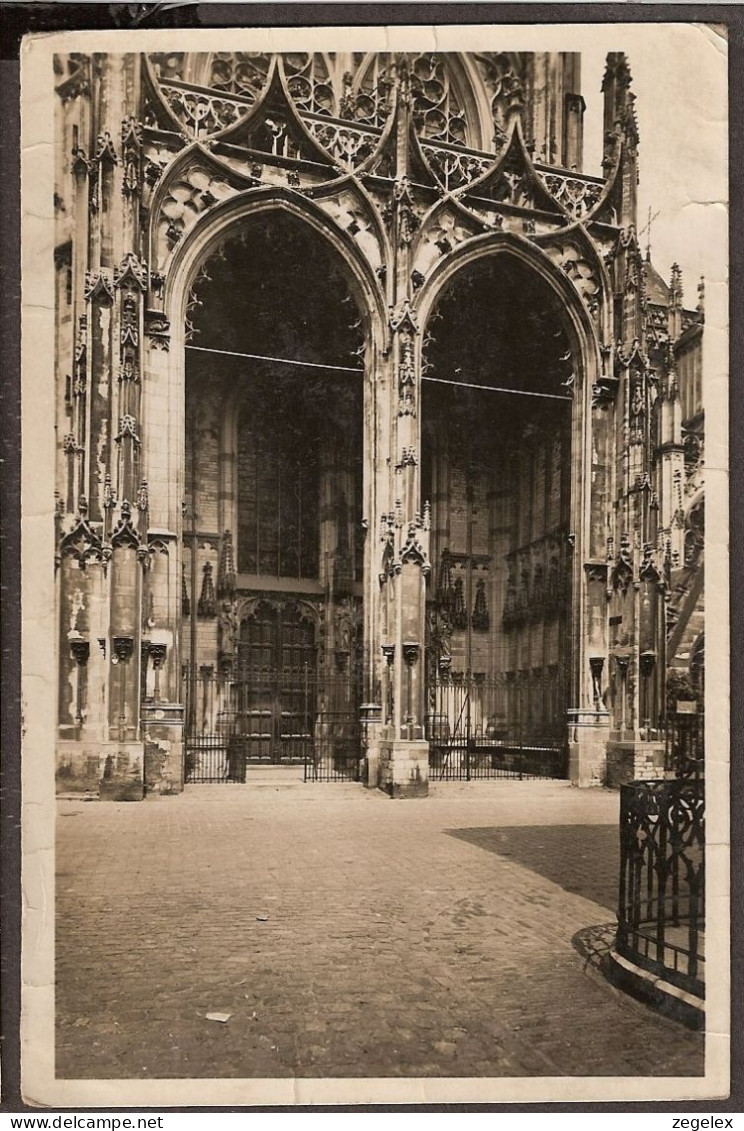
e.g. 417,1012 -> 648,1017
181,213 -> 366,782
422,256 -> 575,777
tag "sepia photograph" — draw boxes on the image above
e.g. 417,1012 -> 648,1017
20,21 -> 729,1107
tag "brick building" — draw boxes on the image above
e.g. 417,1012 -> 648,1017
53,50 -> 705,799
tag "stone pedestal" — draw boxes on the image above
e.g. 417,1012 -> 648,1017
379,737 -> 429,798
605,740 -> 666,787
56,741 -> 104,795
567,708 -> 610,787
360,705 -> 383,790
99,741 -> 145,801
142,707 -> 184,795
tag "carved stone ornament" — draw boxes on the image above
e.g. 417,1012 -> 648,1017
400,516 -> 431,575
639,543 -> 664,589
381,644 -> 395,666
452,577 -> 467,630
591,377 -> 618,409
84,270 -> 115,304
111,501 -> 141,552
69,638 -> 90,666
392,175 -> 420,247
471,577 -> 490,631
115,251 -> 148,292
584,562 -> 608,586
181,562 -> 191,616
112,635 -> 134,664
539,171 -> 602,220
197,561 -> 217,618
610,533 -> 634,594
120,293 -> 140,356
149,642 -> 167,669
592,343 -> 619,408
397,336 -> 416,417
59,511 -> 103,570
218,599 -> 240,653
389,299 -> 418,336
217,530 -> 237,597
57,54 -> 91,104
121,117 -> 143,197
94,132 -> 118,167
103,473 -> 116,511
144,309 -> 171,351
402,642 -> 420,666
116,414 -> 140,444
589,655 -> 604,705
71,145 -> 92,179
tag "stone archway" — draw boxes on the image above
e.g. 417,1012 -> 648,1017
415,236 -> 607,782
420,252 -> 575,774
174,208 -> 371,776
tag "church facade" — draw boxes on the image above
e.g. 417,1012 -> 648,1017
52,49 -> 705,799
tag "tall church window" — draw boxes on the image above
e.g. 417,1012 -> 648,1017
237,399 -> 319,580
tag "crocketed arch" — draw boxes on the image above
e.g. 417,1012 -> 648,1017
417,232 -> 600,393
147,51 -> 507,154
147,53 -> 339,137
164,188 -> 387,354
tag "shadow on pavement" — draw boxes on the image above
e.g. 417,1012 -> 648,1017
445,824 -> 619,912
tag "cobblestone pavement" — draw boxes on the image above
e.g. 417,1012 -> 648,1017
56,780 -> 704,1079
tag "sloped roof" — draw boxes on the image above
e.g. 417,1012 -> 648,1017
643,257 -> 671,306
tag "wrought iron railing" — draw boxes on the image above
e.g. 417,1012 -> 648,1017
183,668 -> 362,783
616,777 -> 705,1000
665,711 -> 705,780
426,671 -> 568,781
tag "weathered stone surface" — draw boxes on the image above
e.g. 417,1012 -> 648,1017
52,51 -> 705,797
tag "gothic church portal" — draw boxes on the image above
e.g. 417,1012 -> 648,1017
53,50 -> 705,799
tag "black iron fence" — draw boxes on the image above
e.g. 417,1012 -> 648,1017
183,668 -> 361,783
665,710 -> 705,780
617,777 -> 705,1000
426,671 -> 568,781
302,709 -> 362,782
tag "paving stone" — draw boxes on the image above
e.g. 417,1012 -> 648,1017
56,781 -> 704,1079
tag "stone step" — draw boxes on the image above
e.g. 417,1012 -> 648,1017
244,764 -> 306,785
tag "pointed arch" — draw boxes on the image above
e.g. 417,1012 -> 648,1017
416,231 -> 604,724
162,185 -> 387,345
416,229 -> 601,384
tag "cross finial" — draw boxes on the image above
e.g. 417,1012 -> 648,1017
640,205 -> 660,262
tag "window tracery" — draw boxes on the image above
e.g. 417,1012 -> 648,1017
473,53 -> 526,144
409,54 -> 469,146
146,51 -> 484,157
207,52 -> 272,98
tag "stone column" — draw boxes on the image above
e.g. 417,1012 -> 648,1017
568,381 -> 613,787
377,305 -> 431,797
360,340 -> 386,785
140,305 -> 184,793
85,55 -> 156,798
568,562 -> 610,787
375,61 -> 431,796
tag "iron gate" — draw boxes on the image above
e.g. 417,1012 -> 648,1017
426,671 -> 568,780
184,667 -> 362,783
